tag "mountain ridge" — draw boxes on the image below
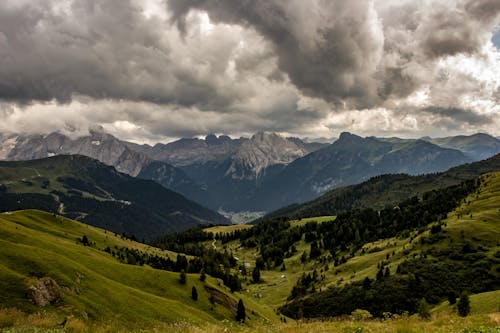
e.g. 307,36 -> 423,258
0,155 -> 229,240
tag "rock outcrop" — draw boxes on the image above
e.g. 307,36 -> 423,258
26,277 -> 61,306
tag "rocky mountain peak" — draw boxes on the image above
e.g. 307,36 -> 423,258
226,132 -> 307,180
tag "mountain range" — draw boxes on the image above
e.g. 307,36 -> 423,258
1,130 -> 500,214
0,155 -> 228,240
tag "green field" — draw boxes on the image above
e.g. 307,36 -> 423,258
204,224 -> 254,235
1,172 -> 499,332
210,173 -> 500,316
0,210 -> 278,331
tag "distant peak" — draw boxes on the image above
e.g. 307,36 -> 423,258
251,131 -> 281,141
205,134 -> 218,144
338,132 -> 362,141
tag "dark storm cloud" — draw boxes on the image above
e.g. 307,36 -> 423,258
0,0 -> 251,109
168,0 -> 385,108
0,0 -> 499,140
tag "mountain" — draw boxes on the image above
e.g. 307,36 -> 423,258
423,133 -> 500,161
3,130 -> 150,176
0,155 -> 228,240
287,137 -> 329,152
126,134 -> 246,166
137,160 -> 212,208
246,132 -> 470,211
0,130 -> 206,202
177,132 -> 325,211
264,153 -> 500,220
225,132 -> 311,180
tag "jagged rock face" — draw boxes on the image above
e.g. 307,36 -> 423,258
129,134 -> 245,167
2,131 -> 151,176
225,132 -> 308,180
26,277 -> 61,306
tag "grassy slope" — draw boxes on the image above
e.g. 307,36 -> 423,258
215,173 -> 500,315
0,210 -> 278,329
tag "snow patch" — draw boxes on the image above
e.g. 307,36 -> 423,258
91,140 -> 101,146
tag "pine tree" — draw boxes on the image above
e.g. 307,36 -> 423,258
447,291 -> 457,305
199,269 -> 206,282
457,291 -> 470,317
191,286 -> 198,301
418,298 -> 431,320
179,269 -> 186,284
252,266 -> 260,283
236,299 -> 246,322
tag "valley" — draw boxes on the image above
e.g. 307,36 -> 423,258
2,130 -> 500,213
0,133 -> 499,332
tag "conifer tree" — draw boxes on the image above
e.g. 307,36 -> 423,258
191,286 -> 198,301
180,269 -> 186,284
236,299 -> 246,322
457,291 -> 470,317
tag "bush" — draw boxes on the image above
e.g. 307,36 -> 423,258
179,270 -> 186,285
457,292 -> 470,317
351,309 -> 372,321
417,298 -> 431,320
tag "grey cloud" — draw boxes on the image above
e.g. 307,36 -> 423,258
422,107 -> 492,126
0,0 -> 271,110
168,0 -> 385,108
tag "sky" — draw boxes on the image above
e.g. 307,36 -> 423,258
0,0 -> 499,144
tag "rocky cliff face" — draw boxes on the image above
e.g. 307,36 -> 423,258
225,132 -> 309,180
127,134 -> 245,166
3,130 -> 151,176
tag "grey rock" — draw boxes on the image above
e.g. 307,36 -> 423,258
27,277 -> 61,306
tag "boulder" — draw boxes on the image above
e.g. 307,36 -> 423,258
27,277 -> 61,306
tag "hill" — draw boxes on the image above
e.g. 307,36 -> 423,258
0,155 -> 228,240
0,210 -> 276,330
160,172 -> 499,323
265,153 -> 500,220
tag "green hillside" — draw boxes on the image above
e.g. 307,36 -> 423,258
265,153 -> 500,220
0,210 -> 277,331
163,172 -> 500,322
0,155 -> 229,240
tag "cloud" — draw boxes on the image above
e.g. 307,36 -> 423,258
168,0 -> 386,108
0,0 -> 499,140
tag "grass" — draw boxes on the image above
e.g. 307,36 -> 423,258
0,210 -> 278,330
1,310 -> 498,332
1,172 -> 499,332
217,173 -> 500,315
204,224 -> 253,235
289,215 -> 336,227
432,290 -> 500,316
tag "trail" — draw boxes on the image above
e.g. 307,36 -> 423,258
24,167 -> 41,177
212,238 -> 217,250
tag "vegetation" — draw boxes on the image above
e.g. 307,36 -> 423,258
0,155 -> 228,240
0,210 -> 276,330
236,299 -> 246,322
264,153 -> 500,220
458,292 -> 471,317
1,158 -> 499,332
